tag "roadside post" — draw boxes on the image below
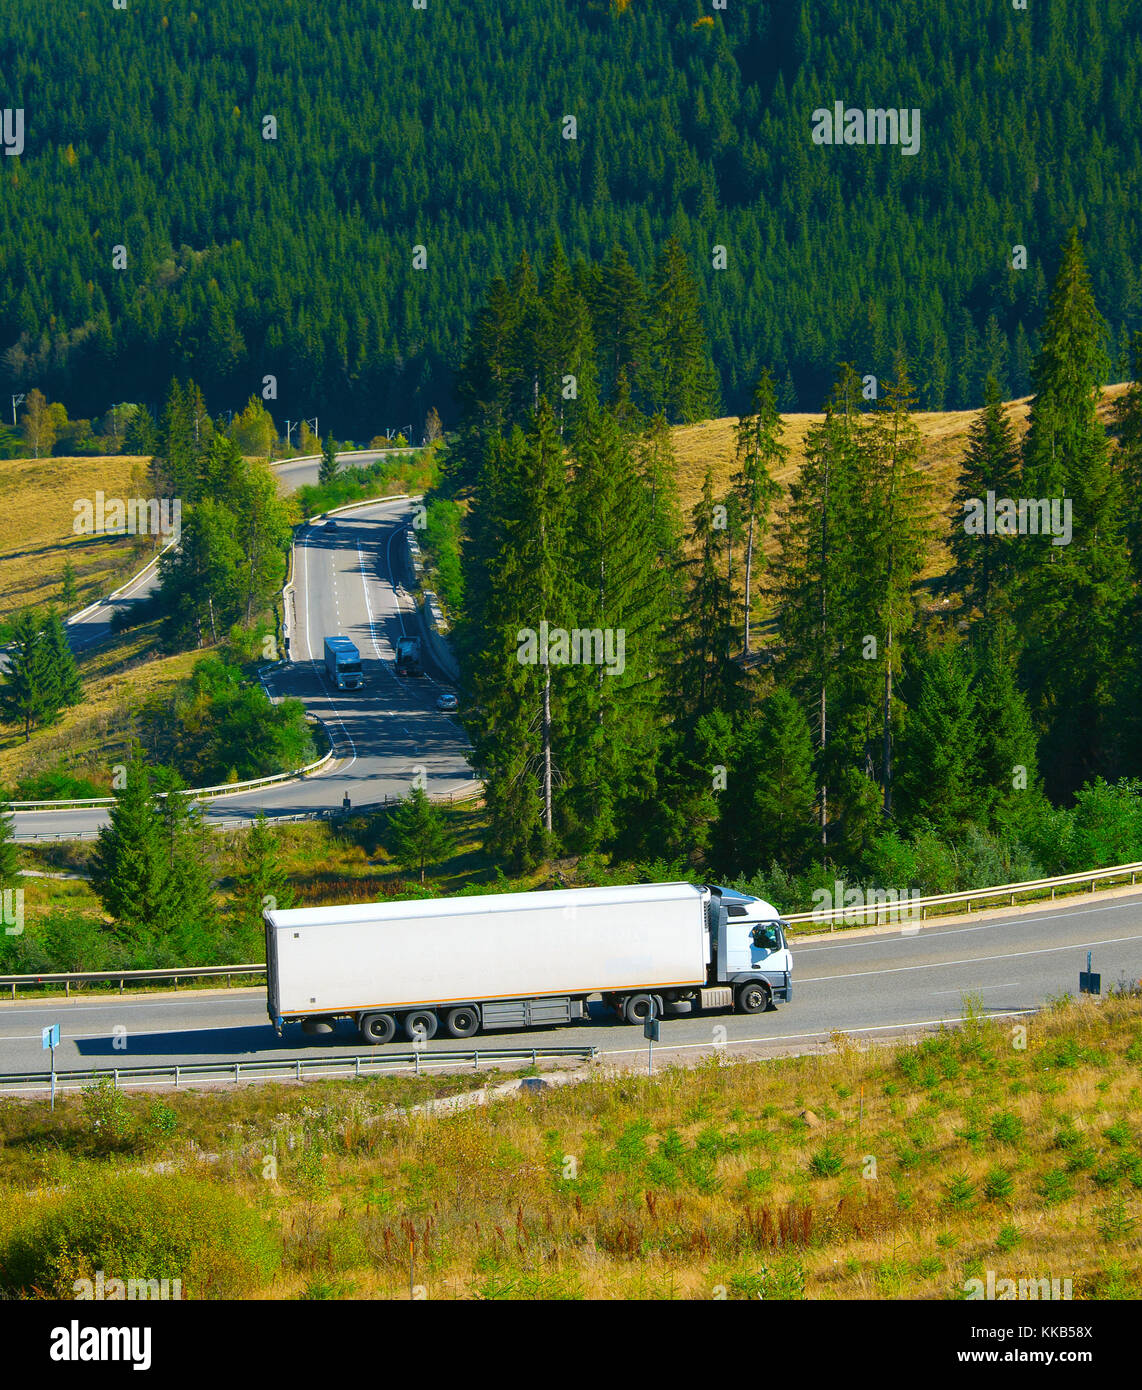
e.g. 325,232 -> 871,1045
643,1006 -> 660,1076
1079,950 -> 1100,996
42,1023 -> 60,1110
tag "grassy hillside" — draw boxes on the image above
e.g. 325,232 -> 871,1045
1,994 -> 1138,1299
670,383 -> 1133,585
0,453 -> 156,621
0,626 -> 206,793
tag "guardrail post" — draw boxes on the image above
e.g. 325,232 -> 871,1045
113,1070 -> 118,1088
174,1065 -> 180,1087
235,1062 -> 240,1084
355,1055 -> 361,1079
531,1049 -> 537,1066
473,1051 -> 479,1070
65,980 -> 70,998
119,978 -> 124,994
296,1059 -> 301,1081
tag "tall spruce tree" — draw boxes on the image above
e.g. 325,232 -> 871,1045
733,369 -> 786,654
230,814 -> 293,944
775,366 -> 867,845
895,643 -> 982,838
561,406 -> 672,852
40,608 -> 83,713
463,406 -> 571,866
676,469 -> 737,722
647,238 -> 720,423
1015,233 -> 1132,798
89,763 -> 170,952
863,362 -> 932,817
0,609 -> 56,741
947,376 -> 1022,617
971,619 -> 1041,827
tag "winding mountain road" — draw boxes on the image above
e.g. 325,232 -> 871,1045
11,463 -> 474,840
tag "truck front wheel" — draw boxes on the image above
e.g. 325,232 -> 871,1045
359,1012 -> 397,1045
622,993 -> 656,1025
735,980 -> 770,1015
444,1005 -> 480,1038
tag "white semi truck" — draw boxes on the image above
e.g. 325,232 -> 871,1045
265,881 -> 792,1044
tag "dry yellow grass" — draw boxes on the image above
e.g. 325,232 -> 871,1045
670,383 -> 1133,587
0,453 -> 157,619
0,630 -> 208,791
3,993 -> 1138,1299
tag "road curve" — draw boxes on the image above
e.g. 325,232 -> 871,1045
11,494 -> 475,839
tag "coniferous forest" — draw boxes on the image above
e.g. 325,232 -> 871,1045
1,0 -> 1140,434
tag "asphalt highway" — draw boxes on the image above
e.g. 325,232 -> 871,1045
3,891 -> 1138,1081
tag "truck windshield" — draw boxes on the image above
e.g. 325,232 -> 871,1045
340,661 -> 361,673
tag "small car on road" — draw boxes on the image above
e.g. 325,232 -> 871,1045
435,692 -> 459,712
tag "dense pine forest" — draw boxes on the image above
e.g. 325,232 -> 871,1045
1,0 -> 1140,434
430,229 -> 1142,907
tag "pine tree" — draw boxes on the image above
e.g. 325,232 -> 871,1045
675,469 -> 737,722
775,366 -> 867,846
947,376 -> 1021,617
60,559 -> 78,615
123,404 -> 157,457
862,360 -> 932,817
387,787 -> 455,882
0,801 -> 19,890
1022,230 -> 1110,505
40,607 -> 83,713
712,688 -> 817,875
89,763 -> 170,951
463,406 -> 571,866
0,609 -> 55,741
970,619 -> 1041,826
647,237 -> 720,423
895,643 -> 982,837
153,770 -> 216,954
1015,232 -> 1132,798
231,815 -> 293,942
733,368 -> 786,654
560,406 -> 672,852
319,433 -> 339,486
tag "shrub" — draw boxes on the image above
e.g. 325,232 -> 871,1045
0,1172 -> 278,1298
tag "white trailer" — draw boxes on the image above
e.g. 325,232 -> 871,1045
265,882 -> 792,1044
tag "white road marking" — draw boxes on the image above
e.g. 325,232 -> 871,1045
793,896 -> 1142,952
797,931 -> 1142,983
595,1009 -> 1038,1059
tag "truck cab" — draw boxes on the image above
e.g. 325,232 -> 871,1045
706,885 -> 793,1006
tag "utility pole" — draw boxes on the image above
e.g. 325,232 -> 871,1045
11,393 -> 25,426
285,420 -> 296,447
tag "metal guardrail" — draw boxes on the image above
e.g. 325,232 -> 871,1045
0,1045 -> 599,1092
784,861 -> 1142,931
9,783 -> 482,844
2,964 -> 266,999
8,748 -> 337,813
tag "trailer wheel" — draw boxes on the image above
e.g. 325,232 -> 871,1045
404,1009 -> 438,1042
735,980 -> 770,1015
359,1012 -> 397,1045
444,1005 -> 480,1038
622,993 -> 656,1025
